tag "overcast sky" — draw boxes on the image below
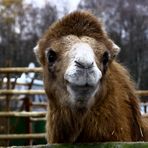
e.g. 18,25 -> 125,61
25,0 -> 80,14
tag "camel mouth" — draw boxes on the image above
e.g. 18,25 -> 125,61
66,82 -> 97,107
68,83 -> 96,93
69,83 -> 95,90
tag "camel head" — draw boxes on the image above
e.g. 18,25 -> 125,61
34,11 -> 120,110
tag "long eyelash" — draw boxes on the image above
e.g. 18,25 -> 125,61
47,48 -> 57,63
102,51 -> 109,74
102,51 -> 109,66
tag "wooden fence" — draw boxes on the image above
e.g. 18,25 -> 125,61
0,67 -> 46,146
0,67 -> 148,146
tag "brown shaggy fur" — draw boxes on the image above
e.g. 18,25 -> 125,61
35,11 -> 148,143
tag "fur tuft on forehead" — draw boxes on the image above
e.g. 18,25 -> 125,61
43,11 -> 107,42
36,11 -> 120,65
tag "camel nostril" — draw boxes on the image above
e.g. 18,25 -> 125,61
75,61 -> 94,69
75,61 -> 85,69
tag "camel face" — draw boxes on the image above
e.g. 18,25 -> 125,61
34,33 -> 119,109
40,35 -> 106,109
34,11 -> 121,110
64,37 -> 102,108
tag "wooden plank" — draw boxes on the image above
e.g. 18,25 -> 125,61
0,133 -> 45,139
136,90 -> 148,96
0,90 -> 148,96
0,67 -> 42,73
7,142 -> 148,148
0,89 -> 45,95
30,117 -> 46,122
0,111 -> 46,117
143,113 -> 148,118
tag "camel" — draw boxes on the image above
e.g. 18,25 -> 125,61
34,11 -> 148,143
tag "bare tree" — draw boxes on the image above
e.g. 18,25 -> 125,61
0,0 -> 57,67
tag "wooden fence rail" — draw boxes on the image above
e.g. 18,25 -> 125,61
0,133 -> 45,140
0,89 -> 45,95
0,89 -> 148,96
142,113 -> 148,117
137,90 -> 148,96
0,111 -> 147,118
0,67 -> 42,73
0,111 -> 46,117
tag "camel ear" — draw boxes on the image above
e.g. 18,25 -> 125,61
33,44 -> 42,64
107,39 -> 121,59
33,44 -> 39,55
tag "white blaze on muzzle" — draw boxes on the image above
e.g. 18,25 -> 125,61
64,42 -> 102,86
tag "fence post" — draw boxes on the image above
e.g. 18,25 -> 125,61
6,73 -> 10,146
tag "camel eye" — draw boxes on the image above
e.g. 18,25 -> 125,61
102,51 -> 109,66
47,49 -> 57,63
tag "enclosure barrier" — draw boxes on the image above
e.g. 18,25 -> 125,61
7,142 -> 148,148
0,133 -> 45,140
0,67 -> 148,146
0,67 -> 45,146
0,67 -> 43,73
143,113 -> 148,117
0,90 -> 45,95
0,111 -> 46,117
0,89 -> 148,96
